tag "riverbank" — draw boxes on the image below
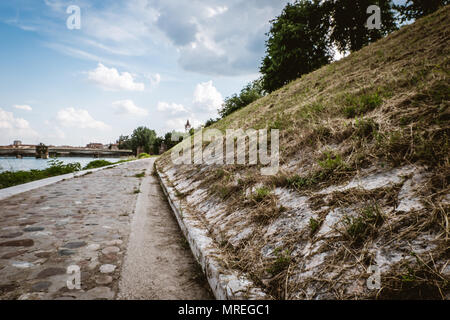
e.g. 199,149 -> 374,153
0,158 -> 212,300
0,158 -> 133,190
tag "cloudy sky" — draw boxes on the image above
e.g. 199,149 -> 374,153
0,0 -> 406,146
0,0 -> 292,146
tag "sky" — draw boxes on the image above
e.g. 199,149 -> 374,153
0,0 -> 406,146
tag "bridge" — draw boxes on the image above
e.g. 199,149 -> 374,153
0,146 -> 133,158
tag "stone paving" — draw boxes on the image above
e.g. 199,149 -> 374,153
0,160 -> 150,300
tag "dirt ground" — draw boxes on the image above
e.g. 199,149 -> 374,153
118,158 -> 213,299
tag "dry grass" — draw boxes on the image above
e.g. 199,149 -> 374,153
156,6 -> 450,300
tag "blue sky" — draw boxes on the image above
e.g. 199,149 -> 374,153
0,0 -> 405,146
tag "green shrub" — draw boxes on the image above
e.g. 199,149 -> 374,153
0,159 -> 81,189
46,159 -> 81,175
138,153 -> 151,159
83,160 -> 113,170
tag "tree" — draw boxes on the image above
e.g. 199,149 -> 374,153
218,79 -> 265,118
117,135 -> 132,150
204,118 -> 219,127
394,0 -> 449,22
328,0 -> 398,53
130,126 -> 156,155
260,0 -> 332,93
152,136 -> 163,155
163,131 -> 184,150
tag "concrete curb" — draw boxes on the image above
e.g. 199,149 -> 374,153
0,159 -> 149,201
155,163 -> 267,300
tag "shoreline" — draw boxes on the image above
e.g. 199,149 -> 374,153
0,159 -> 143,200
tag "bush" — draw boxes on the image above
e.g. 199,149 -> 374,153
46,159 -> 82,175
0,159 -> 82,189
138,153 -> 151,159
83,160 -> 113,170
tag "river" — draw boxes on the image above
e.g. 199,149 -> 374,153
0,157 -> 125,173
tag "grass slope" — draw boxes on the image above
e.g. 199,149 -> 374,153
157,6 -> 449,299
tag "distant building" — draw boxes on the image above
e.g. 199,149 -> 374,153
13,140 -> 22,146
108,143 -> 119,150
86,143 -> 104,149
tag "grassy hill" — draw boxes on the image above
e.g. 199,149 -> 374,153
156,6 -> 449,299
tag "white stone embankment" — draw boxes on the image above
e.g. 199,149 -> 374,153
155,165 -> 267,300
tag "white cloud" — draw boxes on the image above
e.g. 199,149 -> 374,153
57,108 -> 110,130
87,63 -> 145,91
113,100 -> 149,116
205,6 -> 228,18
157,101 -> 187,114
14,104 -> 32,111
192,80 -> 223,112
158,80 -> 223,132
0,108 -> 38,144
0,108 -> 30,129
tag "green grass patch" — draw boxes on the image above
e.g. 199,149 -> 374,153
318,151 -> 344,171
134,171 -> 146,178
343,203 -> 384,245
341,92 -> 383,118
253,187 -> 271,202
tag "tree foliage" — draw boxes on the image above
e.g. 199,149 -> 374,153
117,135 -> 132,150
219,79 -> 265,118
129,126 -> 157,155
260,0 -> 332,93
394,0 -> 449,22
328,0 -> 398,53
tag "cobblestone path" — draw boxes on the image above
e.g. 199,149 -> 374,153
0,159 -> 212,300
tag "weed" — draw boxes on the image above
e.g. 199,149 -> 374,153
342,92 -> 383,118
267,249 -> 291,275
309,218 -> 320,234
318,152 -> 344,171
253,187 -> 271,202
343,203 -> 384,245
287,175 -> 315,189
134,171 -> 146,178
354,118 -> 379,139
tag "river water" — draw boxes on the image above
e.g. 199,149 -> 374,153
0,157 -> 125,173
